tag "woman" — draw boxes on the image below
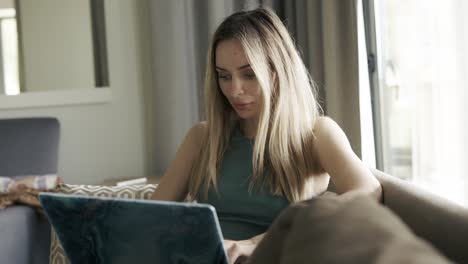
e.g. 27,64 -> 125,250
152,7 -> 381,264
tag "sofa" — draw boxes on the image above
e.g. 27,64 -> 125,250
248,169 -> 468,264
0,118 -> 60,264
371,168 -> 468,263
1,117 -> 467,263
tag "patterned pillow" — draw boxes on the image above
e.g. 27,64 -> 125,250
49,183 -> 158,264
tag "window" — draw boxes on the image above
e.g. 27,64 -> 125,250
0,7 -> 19,95
366,0 -> 468,206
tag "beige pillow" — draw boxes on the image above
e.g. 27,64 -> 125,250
49,183 -> 157,264
248,195 -> 451,264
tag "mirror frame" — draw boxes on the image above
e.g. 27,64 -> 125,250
0,0 -> 111,110
0,88 -> 111,109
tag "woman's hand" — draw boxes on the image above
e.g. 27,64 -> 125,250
223,239 -> 257,264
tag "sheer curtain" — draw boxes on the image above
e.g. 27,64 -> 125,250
376,0 -> 468,205
413,1 -> 468,205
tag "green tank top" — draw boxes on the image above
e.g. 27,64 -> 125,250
198,126 -> 290,240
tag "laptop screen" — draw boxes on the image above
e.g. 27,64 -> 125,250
39,193 -> 228,264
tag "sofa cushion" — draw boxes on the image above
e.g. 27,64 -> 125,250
49,183 -> 157,264
0,206 -> 51,264
372,168 -> 468,262
248,195 -> 452,264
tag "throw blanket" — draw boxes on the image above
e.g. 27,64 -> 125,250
0,175 -> 62,212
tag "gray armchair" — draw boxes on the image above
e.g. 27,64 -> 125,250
0,118 -> 60,264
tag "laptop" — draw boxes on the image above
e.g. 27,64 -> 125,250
39,193 -> 228,264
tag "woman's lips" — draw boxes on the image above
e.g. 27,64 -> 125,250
234,102 -> 253,110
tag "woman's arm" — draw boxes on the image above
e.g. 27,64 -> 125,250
312,117 -> 382,201
151,122 -> 207,202
249,233 -> 265,244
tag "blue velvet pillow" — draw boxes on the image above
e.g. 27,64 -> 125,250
49,183 -> 157,264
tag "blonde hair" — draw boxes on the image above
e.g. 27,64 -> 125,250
189,8 -> 322,202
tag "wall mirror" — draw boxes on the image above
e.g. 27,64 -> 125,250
0,0 -> 109,108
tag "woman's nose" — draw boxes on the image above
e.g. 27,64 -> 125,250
231,77 -> 244,96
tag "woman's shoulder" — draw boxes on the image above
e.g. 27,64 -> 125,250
302,116 -> 347,178
176,121 -> 208,160
313,116 -> 339,134
187,121 -> 208,141
309,116 -> 344,159
311,116 -> 353,161
312,116 -> 347,144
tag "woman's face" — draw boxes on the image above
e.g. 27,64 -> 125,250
215,39 -> 261,120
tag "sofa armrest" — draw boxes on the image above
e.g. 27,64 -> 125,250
0,206 -> 51,264
372,168 -> 468,263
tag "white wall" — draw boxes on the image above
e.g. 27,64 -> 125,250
18,0 -> 95,92
0,1 -> 152,184
0,0 -> 14,9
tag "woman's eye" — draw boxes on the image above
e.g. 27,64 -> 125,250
245,73 -> 256,80
218,75 -> 231,80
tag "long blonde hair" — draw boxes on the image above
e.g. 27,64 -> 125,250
189,8 -> 322,203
